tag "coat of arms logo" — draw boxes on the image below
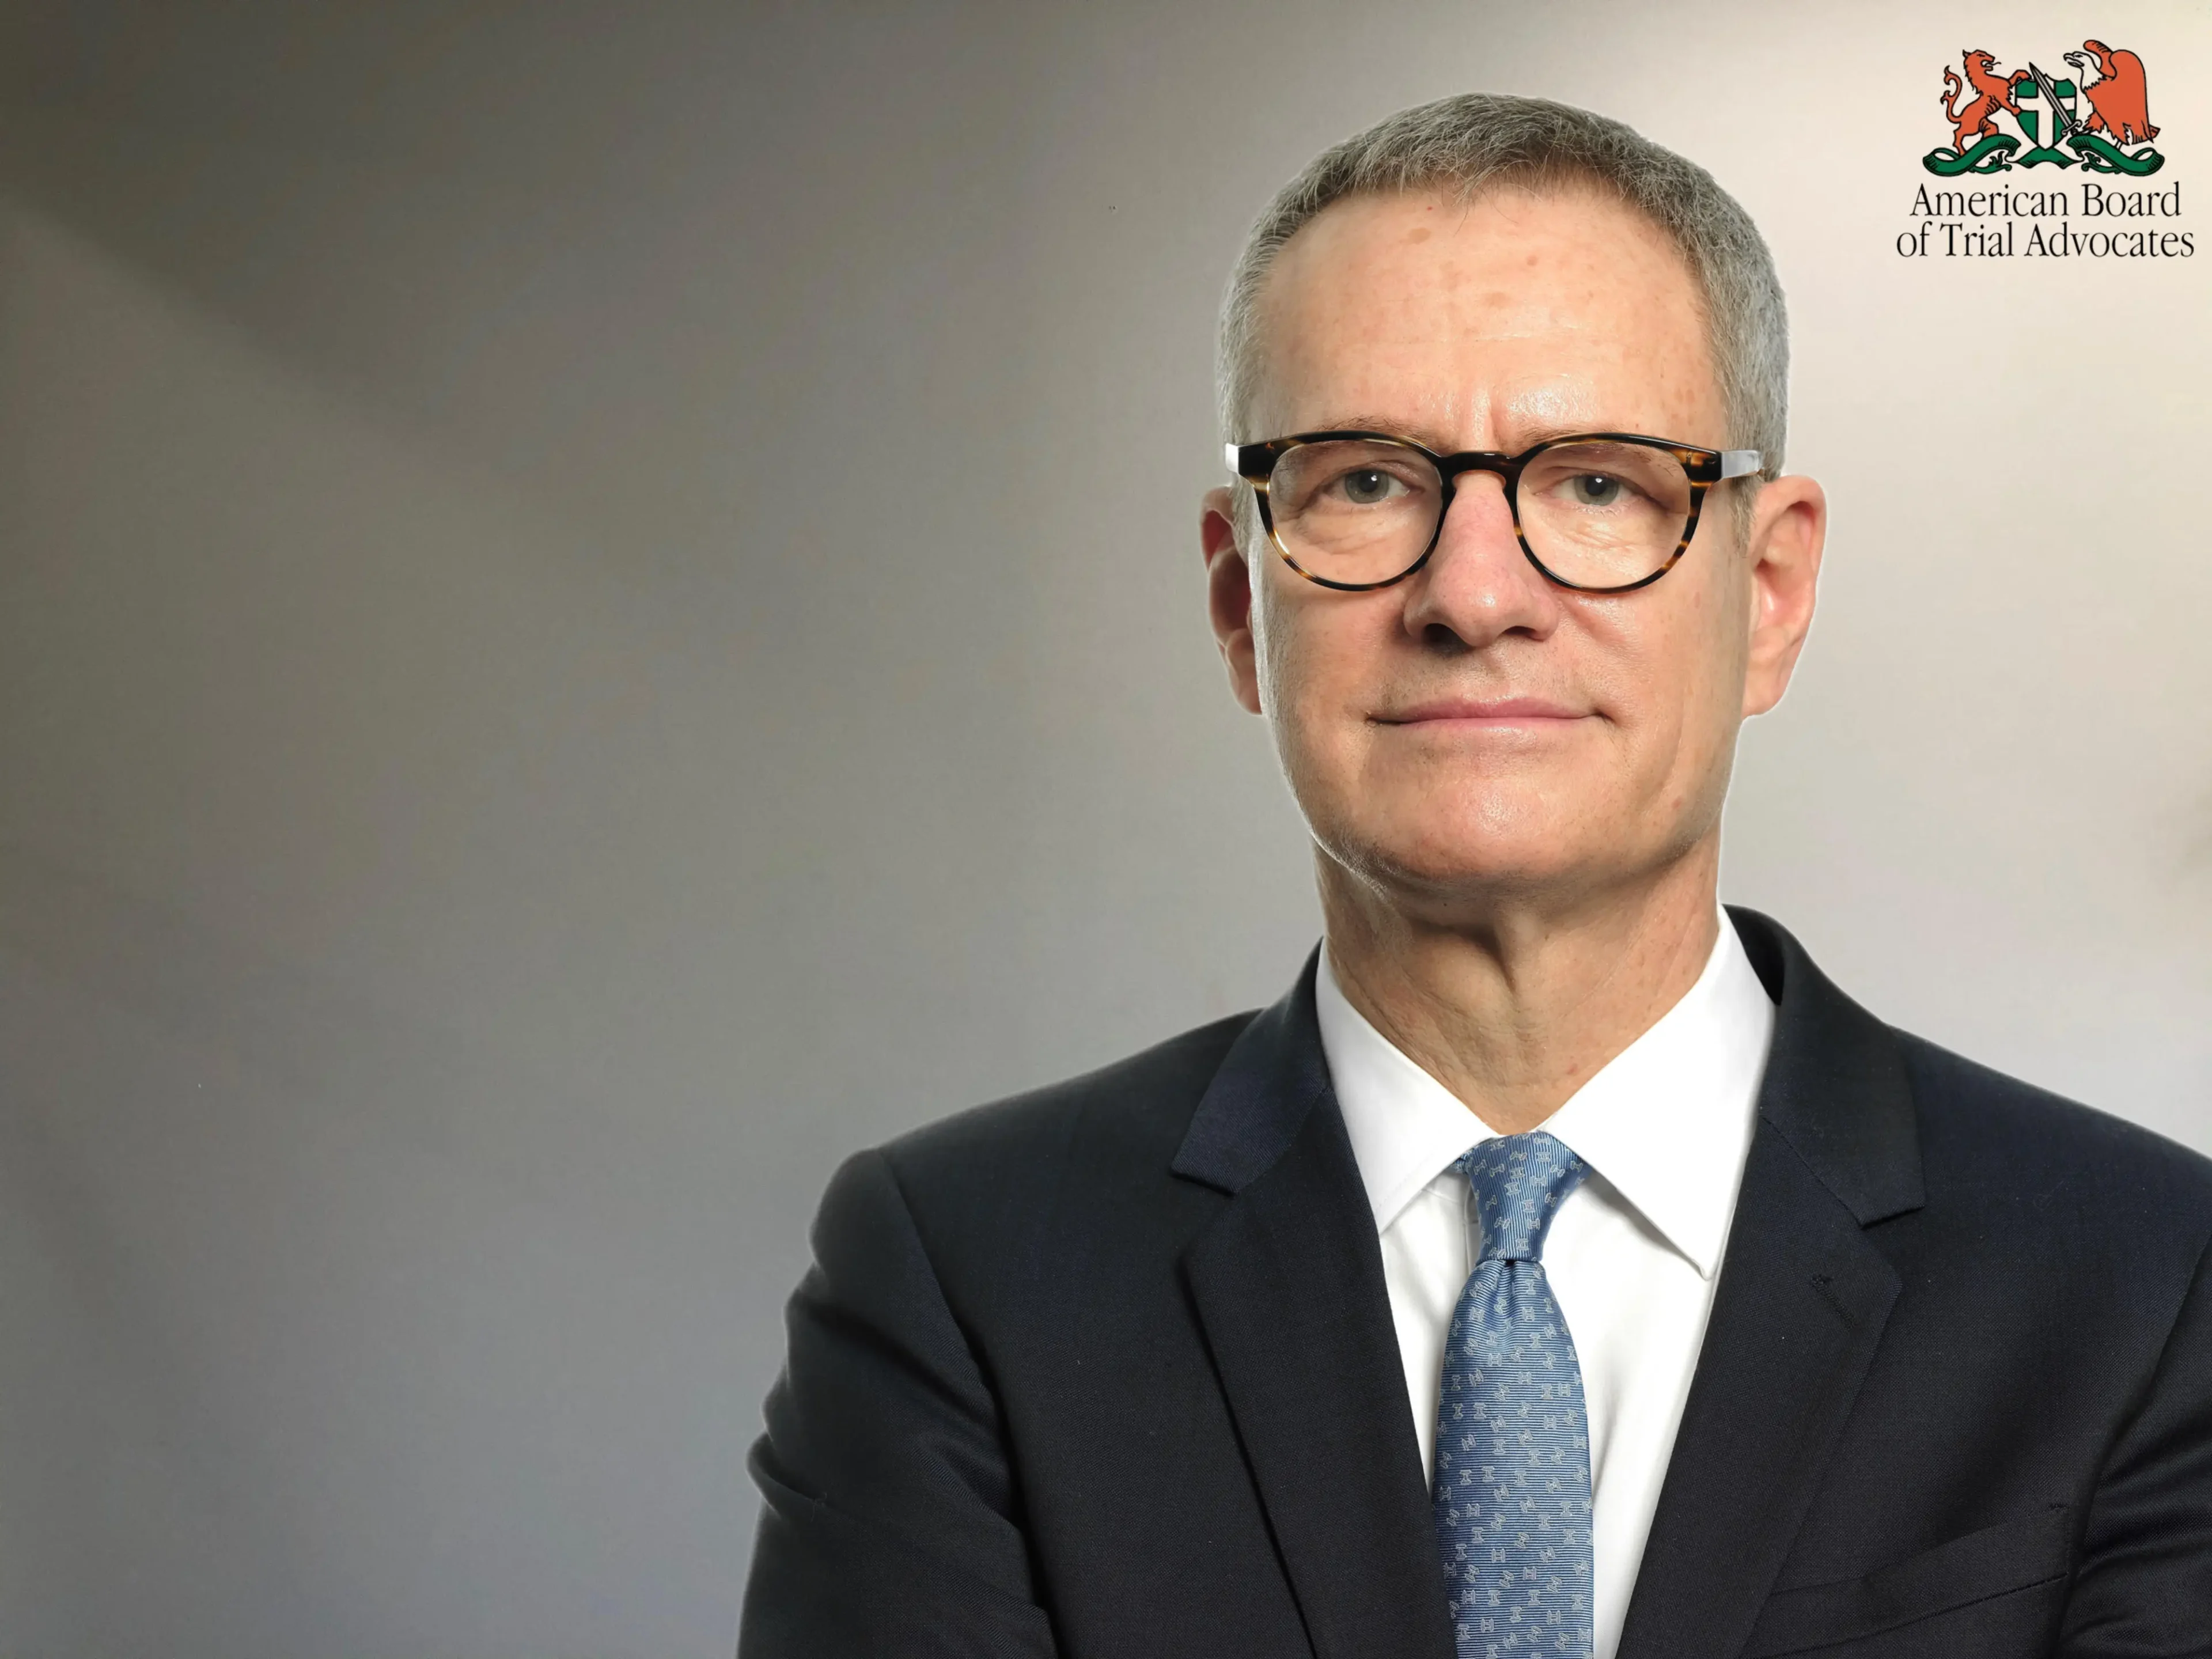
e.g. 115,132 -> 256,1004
1926,40 -> 2163,176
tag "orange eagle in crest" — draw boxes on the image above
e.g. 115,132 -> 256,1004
2066,40 -> 2158,148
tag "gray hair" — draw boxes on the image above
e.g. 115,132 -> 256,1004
1217,94 -> 1789,503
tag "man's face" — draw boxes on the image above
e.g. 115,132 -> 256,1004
1205,185 -> 1815,921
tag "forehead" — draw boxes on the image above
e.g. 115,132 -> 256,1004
1249,184 -> 1721,445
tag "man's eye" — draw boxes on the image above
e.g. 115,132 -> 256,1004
1568,473 -> 1624,507
1337,469 -> 1399,505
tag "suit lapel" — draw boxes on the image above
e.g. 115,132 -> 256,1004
1616,909 -> 1924,1659
1173,955 -> 1457,1659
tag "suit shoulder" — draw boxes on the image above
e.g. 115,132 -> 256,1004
1898,1029 -> 2212,1226
877,1008 -> 1255,1194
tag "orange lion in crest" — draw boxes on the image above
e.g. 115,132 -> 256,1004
2066,40 -> 2158,147
1940,49 -> 2022,153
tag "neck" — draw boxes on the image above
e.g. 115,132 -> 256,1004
1319,838 -> 1723,1134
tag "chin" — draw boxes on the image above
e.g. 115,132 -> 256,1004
1324,809 -> 1594,905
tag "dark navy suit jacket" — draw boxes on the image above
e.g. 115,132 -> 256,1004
740,909 -> 2212,1657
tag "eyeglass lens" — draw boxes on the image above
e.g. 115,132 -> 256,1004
1264,439 -> 1695,589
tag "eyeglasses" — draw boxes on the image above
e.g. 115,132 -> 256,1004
1225,430 -> 1762,594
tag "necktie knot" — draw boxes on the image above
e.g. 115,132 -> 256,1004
1456,1130 -> 1588,1264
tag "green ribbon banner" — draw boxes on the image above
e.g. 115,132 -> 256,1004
1922,134 -> 2020,176
2067,132 -> 2165,175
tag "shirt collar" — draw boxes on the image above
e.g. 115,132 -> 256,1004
1316,912 -> 1775,1279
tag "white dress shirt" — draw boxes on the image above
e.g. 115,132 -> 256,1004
1315,915 -> 1775,1659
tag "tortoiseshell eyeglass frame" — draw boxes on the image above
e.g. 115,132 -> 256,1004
1224,430 -> 1764,594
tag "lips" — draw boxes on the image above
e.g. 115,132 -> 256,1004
1376,696 -> 1589,724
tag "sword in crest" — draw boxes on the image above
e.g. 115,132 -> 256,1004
2012,61 -> 2082,165
2027,63 -> 2079,138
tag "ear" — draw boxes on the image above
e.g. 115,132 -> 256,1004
1201,485 -> 1264,715
1739,474 -> 1827,719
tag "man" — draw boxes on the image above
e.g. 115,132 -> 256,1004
739,94 -> 2212,1658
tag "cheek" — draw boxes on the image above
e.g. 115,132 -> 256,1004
1680,555 -> 1755,727
1577,586 -> 1739,779
1626,573 -> 1752,796
1255,573 -> 1347,721
1256,614 -> 1334,787
1253,582 -> 1387,788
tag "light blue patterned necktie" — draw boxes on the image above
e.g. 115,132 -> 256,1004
1432,1130 -> 1593,1659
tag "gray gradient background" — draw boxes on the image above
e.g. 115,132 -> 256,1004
1,2 -> 2206,1654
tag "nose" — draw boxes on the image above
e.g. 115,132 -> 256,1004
1397,471 -> 1563,650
